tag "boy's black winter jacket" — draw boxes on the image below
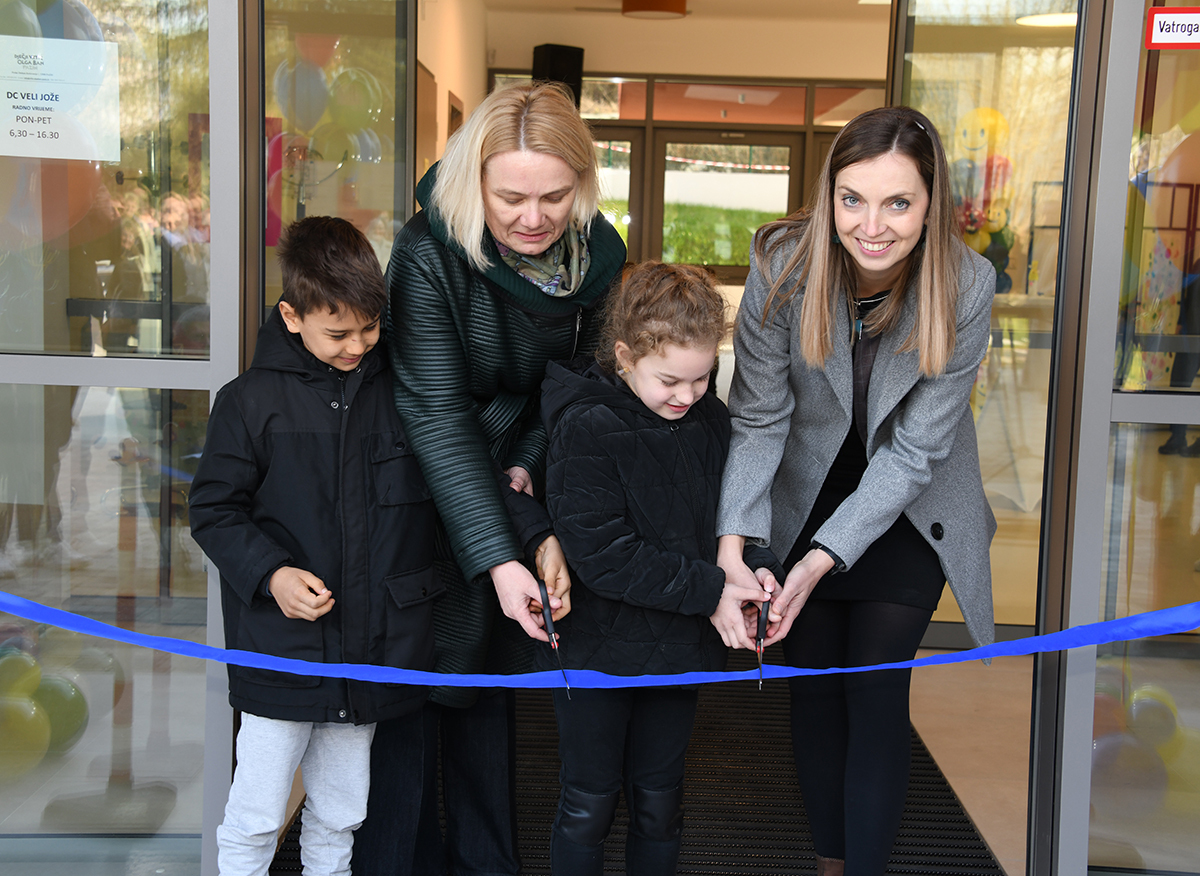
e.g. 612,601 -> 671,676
539,359 -> 733,677
189,307 -> 442,724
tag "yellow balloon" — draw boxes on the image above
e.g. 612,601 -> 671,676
0,696 -> 51,780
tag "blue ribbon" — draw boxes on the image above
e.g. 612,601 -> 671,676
1,591 -> 1198,688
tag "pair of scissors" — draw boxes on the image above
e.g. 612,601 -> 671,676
537,578 -> 571,699
756,598 -> 770,690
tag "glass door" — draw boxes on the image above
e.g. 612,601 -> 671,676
591,126 -> 644,263
0,2 -> 232,873
650,129 -> 802,282
1084,1 -> 1200,870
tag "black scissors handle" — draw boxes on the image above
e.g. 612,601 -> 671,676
538,578 -> 571,698
537,578 -> 557,642
756,599 -> 770,690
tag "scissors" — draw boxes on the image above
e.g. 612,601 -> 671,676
756,597 -> 770,690
537,578 -> 571,699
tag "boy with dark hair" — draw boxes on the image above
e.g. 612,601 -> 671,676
190,216 -> 442,876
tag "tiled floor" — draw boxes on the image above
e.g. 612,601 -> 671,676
911,651 -> 1033,876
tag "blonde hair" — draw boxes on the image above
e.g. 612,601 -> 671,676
431,82 -> 600,271
597,261 -> 731,372
756,106 -> 963,377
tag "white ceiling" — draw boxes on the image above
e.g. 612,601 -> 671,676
482,0 -> 889,22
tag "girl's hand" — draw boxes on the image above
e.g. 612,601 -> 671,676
710,577 -> 772,650
534,535 -> 572,621
506,465 -> 534,496
717,534 -> 758,590
491,559 -> 558,642
762,548 -> 835,646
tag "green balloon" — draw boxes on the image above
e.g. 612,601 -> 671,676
0,696 -> 50,779
32,675 -> 89,753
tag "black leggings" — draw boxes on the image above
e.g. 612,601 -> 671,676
783,599 -> 934,876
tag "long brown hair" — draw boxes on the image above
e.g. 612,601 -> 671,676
756,106 -> 963,376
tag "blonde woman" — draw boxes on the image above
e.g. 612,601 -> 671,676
354,82 -> 626,876
717,106 -> 996,876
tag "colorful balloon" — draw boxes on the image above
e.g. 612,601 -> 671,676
273,60 -> 329,132
32,675 -> 88,753
0,651 -> 42,697
329,68 -> 382,131
0,696 -> 51,779
294,33 -> 340,68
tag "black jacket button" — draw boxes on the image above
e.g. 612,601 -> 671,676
930,522 -> 944,540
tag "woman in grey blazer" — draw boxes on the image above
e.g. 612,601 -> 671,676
716,107 -> 996,876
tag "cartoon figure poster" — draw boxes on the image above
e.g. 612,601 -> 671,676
0,34 -> 119,162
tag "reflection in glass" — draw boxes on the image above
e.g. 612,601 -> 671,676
1090,423 -> 1200,872
595,141 -> 632,249
263,4 -> 407,308
652,80 -> 806,125
813,86 -> 886,126
904,13 -> 1075,629
0,2 -> 211,359
0,384 -> 208,866
662,143 -> 789,266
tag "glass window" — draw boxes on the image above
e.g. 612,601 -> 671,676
652,80 -> 806,125
263,6 -> 408,309
904,3 -> 1075,636
1091,422 -> 1200,871
0,383 -> 208,865
661,142 -> 791,266
813,86 -> 886,126
595,140 -> 632,249
1115,1 -> 1200,394
0,4 -> 211,359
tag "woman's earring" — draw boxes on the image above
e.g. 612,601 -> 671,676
832,233 -> 841,244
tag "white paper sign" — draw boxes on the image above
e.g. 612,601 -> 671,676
0,35 -> 119,162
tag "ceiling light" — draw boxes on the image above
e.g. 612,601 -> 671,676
622,0 -> 687,19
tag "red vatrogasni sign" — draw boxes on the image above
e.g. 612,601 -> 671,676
1147,7 -> 1200,50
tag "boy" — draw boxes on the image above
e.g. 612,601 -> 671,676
189,216 -> 441,876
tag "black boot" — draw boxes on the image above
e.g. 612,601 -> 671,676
626,783 -> 684,876
550,785 -> 619,876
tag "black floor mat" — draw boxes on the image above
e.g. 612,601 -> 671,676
272,653 -> 1006,875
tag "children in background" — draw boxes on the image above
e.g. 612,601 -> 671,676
539,261 -> 781,875
189,216 -> 442,876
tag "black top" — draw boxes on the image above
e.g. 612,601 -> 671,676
539,358 -> 781,676
786,291 -> 946,611
189,307 -> 444,724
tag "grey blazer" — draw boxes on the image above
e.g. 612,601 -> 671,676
717,241 -> 997,647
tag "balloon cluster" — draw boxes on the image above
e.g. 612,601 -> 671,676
268,35 -> 394,219
951,107 -> 1016,295
1091,658 -> 1200,820
0,623 -> 94,781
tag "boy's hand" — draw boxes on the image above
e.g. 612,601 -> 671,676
534,535 -> 572,621
506,465 -> 534,496
268,566 -> 334,621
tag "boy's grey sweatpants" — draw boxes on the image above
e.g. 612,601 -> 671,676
216,713 -> 376,876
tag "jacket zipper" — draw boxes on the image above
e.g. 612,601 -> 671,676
568,306 -> 583,358
335,370 -> 355,722
670,423 -> 706,553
